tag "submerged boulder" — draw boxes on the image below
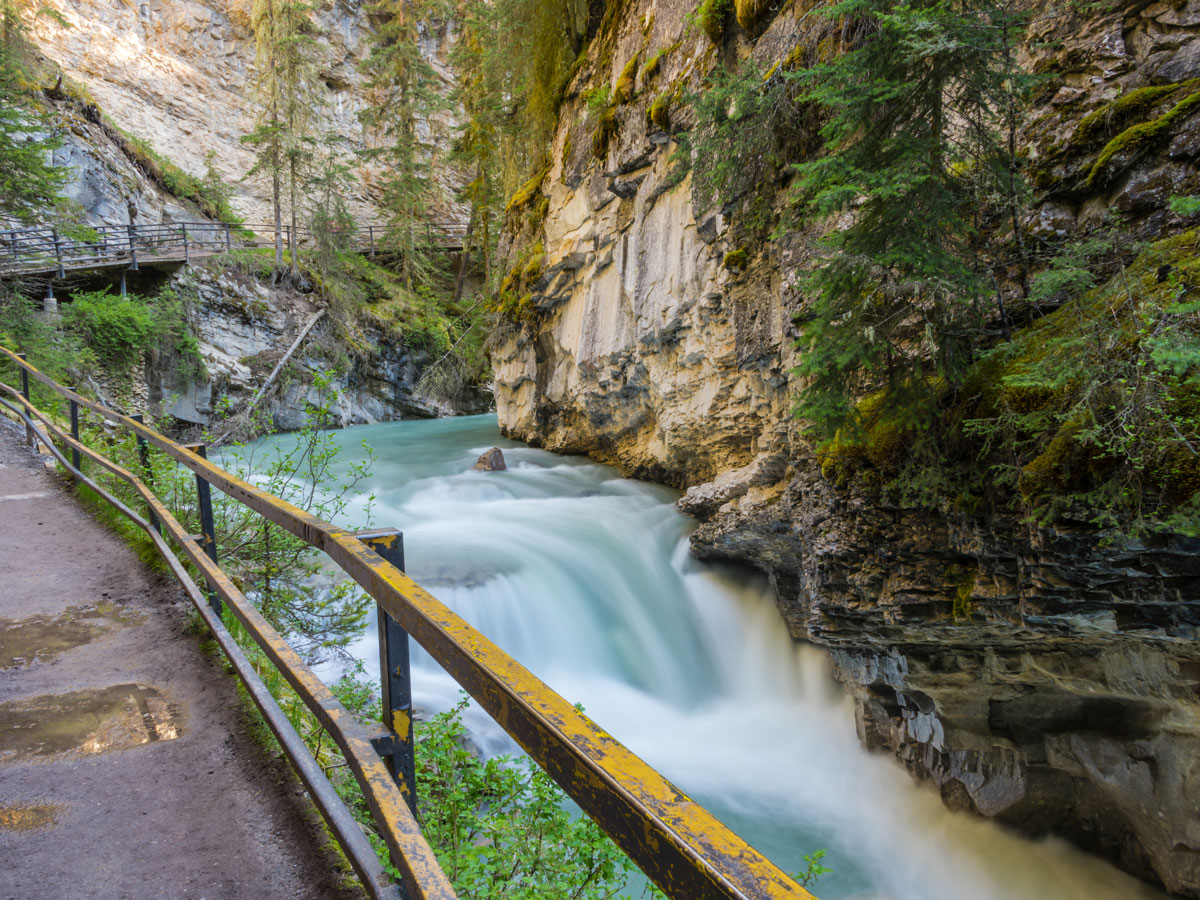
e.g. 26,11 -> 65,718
473,447 -> 507,472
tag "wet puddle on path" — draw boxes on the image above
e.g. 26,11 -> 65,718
0,603 -> 144,669
0,803 -> 63,832
0,684 -> 183,762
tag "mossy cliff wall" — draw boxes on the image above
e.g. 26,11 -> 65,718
493,0 -> 1200,894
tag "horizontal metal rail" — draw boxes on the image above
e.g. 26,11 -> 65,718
0,345 -> 817,900
0,383 -> 452,900
0,221 -> 467,277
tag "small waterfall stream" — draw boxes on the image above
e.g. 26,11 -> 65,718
303,414 -> 1163,900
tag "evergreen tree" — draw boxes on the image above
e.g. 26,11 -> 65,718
359,0 -> 449,291
449,0 -> 504,283
449,0 -> 587,211
0,0 -> 67,223
244,0 -> 319,278
789,0 -> 1028,439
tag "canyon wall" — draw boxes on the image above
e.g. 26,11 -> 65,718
31,0 -> 462,225
493,0 -> 1200,894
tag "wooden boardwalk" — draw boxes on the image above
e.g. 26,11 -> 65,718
0,221 -> 466,279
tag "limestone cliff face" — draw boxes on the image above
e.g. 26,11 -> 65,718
494,0 -> 1200,894
31,0 -> 461,225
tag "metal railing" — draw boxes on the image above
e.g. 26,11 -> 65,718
0,345 -> 817,900
0,221 -> 467,278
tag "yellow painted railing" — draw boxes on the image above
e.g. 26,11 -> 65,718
0,345 -> 817,900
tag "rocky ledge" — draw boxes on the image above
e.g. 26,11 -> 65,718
686,464 -> 1200,897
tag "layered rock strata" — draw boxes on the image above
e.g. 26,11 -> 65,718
493,0 -> 1200,893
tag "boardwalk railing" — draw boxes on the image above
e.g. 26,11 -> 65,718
0,345 -> 817,900
0,221 -> 466,278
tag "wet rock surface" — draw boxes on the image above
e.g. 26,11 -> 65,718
689,467 -> 1200,897
473,447 -> 507,471
493,0 -> 1200,892
0,421 -> 363,899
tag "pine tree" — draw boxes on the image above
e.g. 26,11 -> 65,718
359,0 -> 449,291
244,0 -> 319,278
449,0 -> 504,284
789,0 -> 1029,439
0,0 -> 67,223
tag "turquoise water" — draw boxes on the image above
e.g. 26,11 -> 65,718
298,414 -> 1164,900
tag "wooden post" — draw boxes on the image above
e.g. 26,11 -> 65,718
357,529 -> 416,817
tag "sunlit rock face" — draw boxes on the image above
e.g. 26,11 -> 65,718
495,0 -> 1200,893
32,0 -> 462,225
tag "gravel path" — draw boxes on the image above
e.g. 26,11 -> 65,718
0,420 -> 366,900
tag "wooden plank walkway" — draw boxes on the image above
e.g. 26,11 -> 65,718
0,222 -> 466,279
0,421 -> 365,900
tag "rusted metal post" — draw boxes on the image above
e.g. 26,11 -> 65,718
17,352 -> 31,446
69,393 -> 80,471
127,223 -> 139,271
358,528 -> 416,817
184,441 -> 221,614
131,414 -> 161,536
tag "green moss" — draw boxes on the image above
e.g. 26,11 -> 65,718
763,44 -> 804,81
522,242 -> 545,280
817,384 -> 940,483
1073,82 -> 1188,146
734,0 -> 774,31
614,53 -> 641,105
696,0 -> 732,45
723,247 -> 749,270
642,49 -> 665,84
648,92 -> 671,131
505,167 -> 548,213
592,106 -> 619,160
1087,85 -> 1200,186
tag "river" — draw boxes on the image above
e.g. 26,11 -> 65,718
303,414 -> 1163,900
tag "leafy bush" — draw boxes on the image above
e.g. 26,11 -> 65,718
61,287 -> 204,381
416,697 -> 634,899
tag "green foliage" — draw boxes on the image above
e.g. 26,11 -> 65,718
789,0 -> 1029,440
453,0 -> 588,206
1087,84 -> 1200,187
694,0 -> 732,44
961,228 -> 1200,533
417,697 -> 633,899
360,0 -> 449,291
213,371 -> 376,660
244,0 -> 321,272
683,60 -> 808,229
0,0 -> 68,222
60,287 -> 204,384
117,131 -> 241,223
1171,195 -> 1200,217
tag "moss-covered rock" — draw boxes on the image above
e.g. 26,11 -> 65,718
696,0 -> 732,45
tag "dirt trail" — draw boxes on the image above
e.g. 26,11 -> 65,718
0,421 -> 365,900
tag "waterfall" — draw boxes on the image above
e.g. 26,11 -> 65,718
306,415 -> 1164,900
